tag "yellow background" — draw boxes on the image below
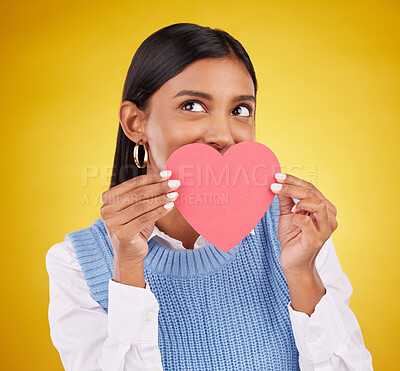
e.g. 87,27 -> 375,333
1,0 -> 398,369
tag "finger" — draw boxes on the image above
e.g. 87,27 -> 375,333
291,213 -> 320,248
293,198 -> 331,235
111,191 -> 178,226
271,176 -> 302,214
275,172 -> 316,192
275,193 -> 296,215
275,173 -> 337,216
271,182 -> 316,201
309,209 -> 337,233
111,178 -> 181,212
120,201 -> 175,236
102,170 -> 172,204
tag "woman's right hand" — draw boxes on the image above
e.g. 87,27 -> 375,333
99,170 -> 180,286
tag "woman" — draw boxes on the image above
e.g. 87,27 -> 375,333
46,23 -> 373,370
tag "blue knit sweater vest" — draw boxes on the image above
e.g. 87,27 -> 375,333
65,195 -> 300,370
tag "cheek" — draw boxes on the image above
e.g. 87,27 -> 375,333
232,124 -> 255,142
147,120 -> 199,170
147,116 -> 255,168
148,141 -> 167,170
146,125 -> 171,170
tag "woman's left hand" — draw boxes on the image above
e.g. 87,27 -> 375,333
270,173 -> 338,274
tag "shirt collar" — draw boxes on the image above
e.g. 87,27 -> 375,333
148,225 -> 255,250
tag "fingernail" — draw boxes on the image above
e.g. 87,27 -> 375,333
167,191 -> 178,200
275,173 -> 286,182
270,183 -> 282,192
168,179 -> 181,188
291,204 -> 296,213
160,170 -> 172,178
164,201 -> 175,209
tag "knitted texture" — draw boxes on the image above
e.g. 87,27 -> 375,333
65,195 -> 301,370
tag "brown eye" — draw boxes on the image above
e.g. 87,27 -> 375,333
181,100 -> 206,112
232,105 -> 252,117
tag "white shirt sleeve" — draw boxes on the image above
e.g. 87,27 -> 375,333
287,236 -> 374,370
45,240 -> 163,371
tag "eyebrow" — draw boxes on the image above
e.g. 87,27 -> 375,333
173,90 -> 256,104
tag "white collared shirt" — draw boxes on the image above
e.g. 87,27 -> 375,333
151,225 -> 254,251
46,226 -> 373,370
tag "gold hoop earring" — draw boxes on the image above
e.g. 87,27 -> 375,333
133,141 -> 148,169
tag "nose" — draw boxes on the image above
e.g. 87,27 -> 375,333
203,117 -> 235,155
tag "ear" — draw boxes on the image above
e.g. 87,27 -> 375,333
119,100 -> 148,144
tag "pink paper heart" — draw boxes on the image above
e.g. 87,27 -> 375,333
164,141 -> 280,252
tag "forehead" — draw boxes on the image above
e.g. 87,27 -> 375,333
156,57 -> 255,98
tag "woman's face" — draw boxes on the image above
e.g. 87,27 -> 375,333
122,57 -> 256,172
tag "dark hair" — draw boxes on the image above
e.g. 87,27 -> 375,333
109,22 -> 258,189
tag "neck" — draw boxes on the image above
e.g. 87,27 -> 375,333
155,207 -> 200,250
